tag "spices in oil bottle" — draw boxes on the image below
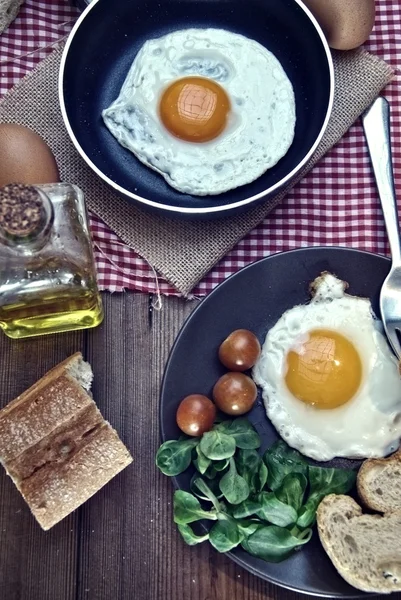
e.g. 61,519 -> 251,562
0,183 -> 103,339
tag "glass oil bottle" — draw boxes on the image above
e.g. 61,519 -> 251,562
0,183 -> 104,339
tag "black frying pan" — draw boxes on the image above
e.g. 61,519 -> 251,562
61,0 -> 333,218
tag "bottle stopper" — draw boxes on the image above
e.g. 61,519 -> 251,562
0,183 -> 43,237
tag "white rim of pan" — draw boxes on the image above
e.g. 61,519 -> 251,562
59,0 -> 335,216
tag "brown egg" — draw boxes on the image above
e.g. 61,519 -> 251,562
0,123 -> 60,187
302,0 -> 375,50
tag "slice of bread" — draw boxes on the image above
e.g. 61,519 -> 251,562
317,494 -> 401,593
357,450 -> 401,513
0,353 -> 133,530
0,0 -> 24,34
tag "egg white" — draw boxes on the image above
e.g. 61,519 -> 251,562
102,28 -> 296,196
253,273 -> 401,461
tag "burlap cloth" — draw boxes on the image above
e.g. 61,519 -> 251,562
0,44 -> 393,296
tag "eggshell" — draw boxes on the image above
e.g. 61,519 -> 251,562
302,0 -> 375,50
0,123 -> 60,186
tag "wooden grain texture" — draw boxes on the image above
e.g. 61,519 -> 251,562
75,294 -> 308,600
77,293 -> 195,600
0,330 -> 84,600
1,293 -> 386,600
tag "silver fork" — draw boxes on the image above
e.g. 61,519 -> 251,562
362,97 -> 401,358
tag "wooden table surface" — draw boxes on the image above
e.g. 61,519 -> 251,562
0,292 -> 385,600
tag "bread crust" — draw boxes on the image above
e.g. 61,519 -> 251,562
0,352 -> 83,418
0,353 -> 89,463
357,449 -> 401,512
0,353 -> 133,530
19,424 -> 132,530
317,494 -> 401,593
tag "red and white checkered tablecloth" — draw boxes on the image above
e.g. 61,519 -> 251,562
1,0 -> 400,296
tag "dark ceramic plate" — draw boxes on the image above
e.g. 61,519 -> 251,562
160,247 -> 390,597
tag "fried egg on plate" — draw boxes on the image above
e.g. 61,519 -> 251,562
102,28 -> 296,196
252,272 -> 401,461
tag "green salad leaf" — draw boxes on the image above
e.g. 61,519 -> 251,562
216,419 -> 261,449
256,460 -> 269,493
242,525 -> 313,562
173,490 -> 218,524
308,465 -> 357,495
297,465 -> 356,528
236,449 -> 261,488
200,430 -> 236,460
201,458 -> 230,481
233,492 -> 297,528
193,445 -> 211,475
156,414 -> 358,565
219,458 -> 250,504
276,473 -> 308,512
156,438 -> 198,476
236,448 -> 268,494
212,459 -> 230,472
231,497 -> 262,520
189,477 -> 222,511
209,519 -> 244,552
236,519 -> 263,538
177,523 -> 210,546
264,441 -> 308,491
190,474 -> 223,503
254,492 -> 298,528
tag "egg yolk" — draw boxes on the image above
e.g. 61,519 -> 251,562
285,329 -> 362,409
159,77 -> 231,143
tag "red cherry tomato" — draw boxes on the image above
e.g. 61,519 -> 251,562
218,329 -> 261,371
176,394 -> 216,436
213,372 -> 257,415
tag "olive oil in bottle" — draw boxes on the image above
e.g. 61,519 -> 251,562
0,183 -> 104,339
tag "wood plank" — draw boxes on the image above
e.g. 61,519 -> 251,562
149,296 -> 287,600
76,293 -> 300,600
76,293 -> 194,600
0,292 -> 331,600
0,330 -> 84,600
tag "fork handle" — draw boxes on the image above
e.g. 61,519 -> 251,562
362,97 -> 401,263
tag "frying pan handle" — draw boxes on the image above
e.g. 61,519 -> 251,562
73,0 -> 92,10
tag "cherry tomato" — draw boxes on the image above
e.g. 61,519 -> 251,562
218,329 -> 261,371
176,394 -> 216,436
213,372 -> 257,415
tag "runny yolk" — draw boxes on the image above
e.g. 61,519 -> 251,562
159,76 -> 231,143
285,329 -> 362,409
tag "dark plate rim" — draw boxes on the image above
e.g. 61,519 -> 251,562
59,0 -> 334,216
159,247 -> 390,598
